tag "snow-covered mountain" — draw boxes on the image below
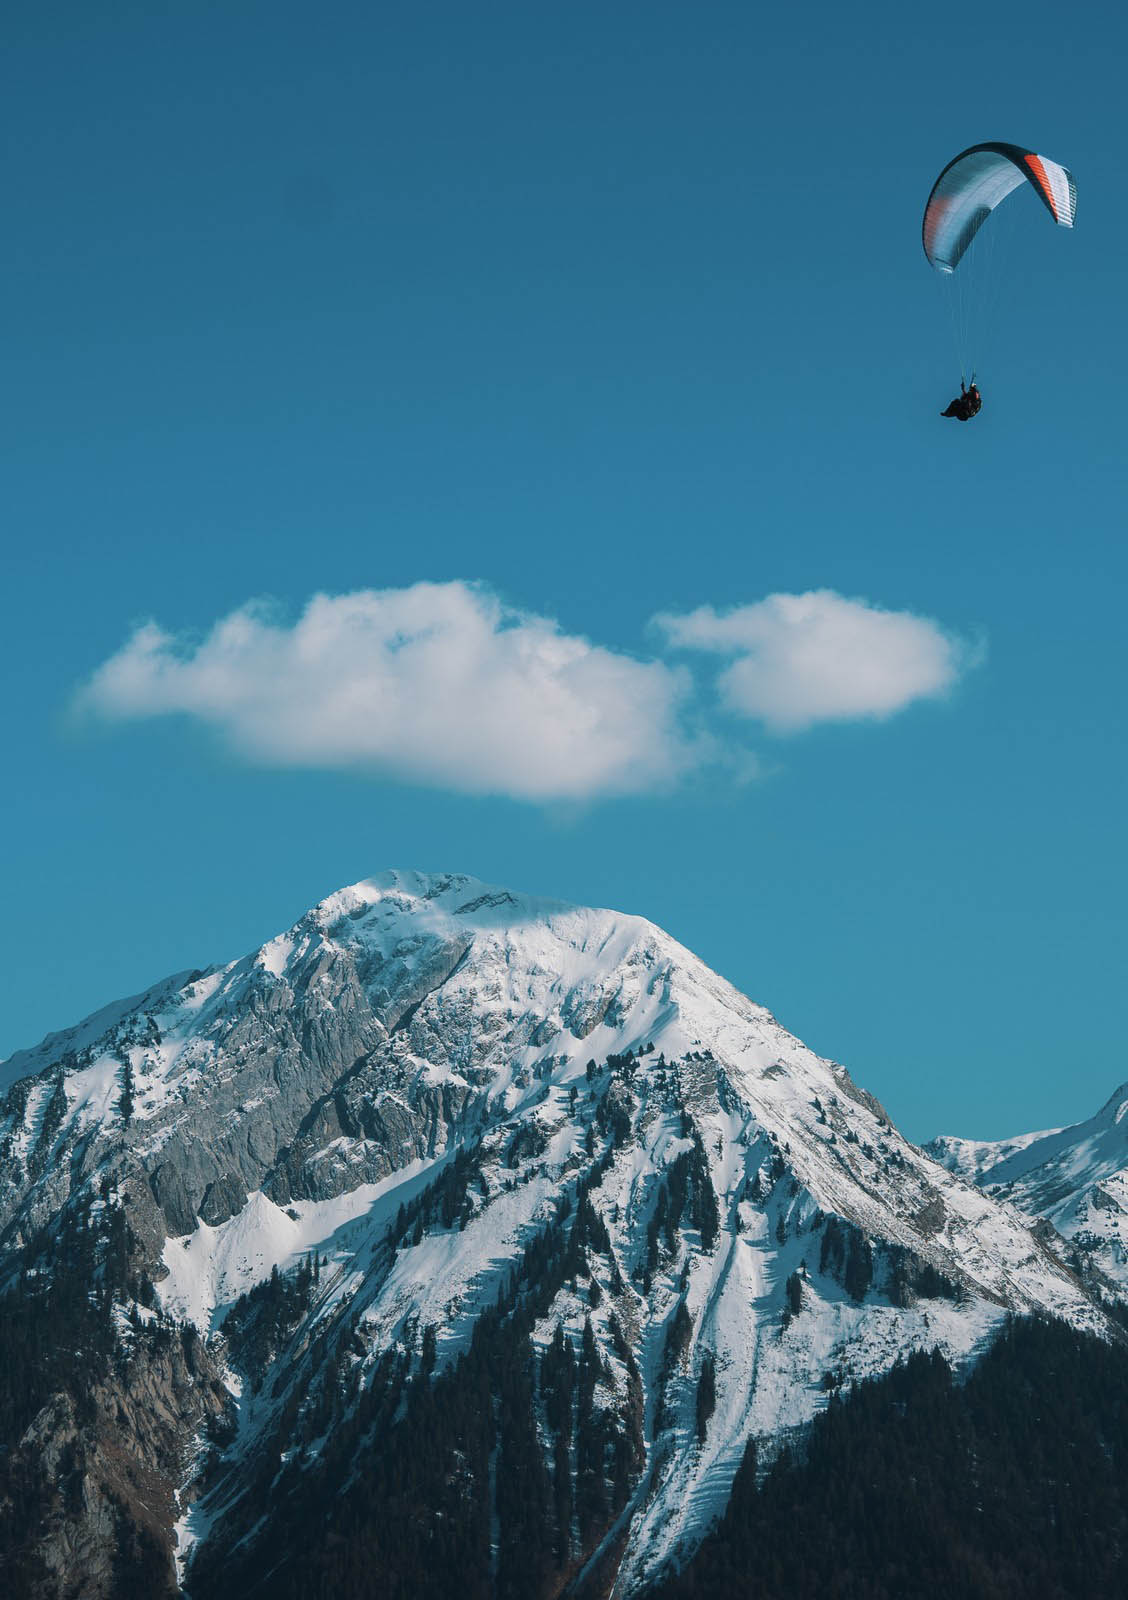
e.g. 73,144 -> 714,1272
0,871 -> 1113,1598
928,1083 -> 1128,1299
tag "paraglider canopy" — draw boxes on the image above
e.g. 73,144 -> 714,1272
923,142 -> 1076,274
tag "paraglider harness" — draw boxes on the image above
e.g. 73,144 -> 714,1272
941,378 -> 982,421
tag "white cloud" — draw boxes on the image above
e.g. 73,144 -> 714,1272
654,590 -> 976,733
77,582 -> 694,802
78,582 -> 981,801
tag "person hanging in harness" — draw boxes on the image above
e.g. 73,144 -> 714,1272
941,379 -> 982,421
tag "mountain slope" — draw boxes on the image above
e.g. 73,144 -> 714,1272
0,871 -> 1110,1597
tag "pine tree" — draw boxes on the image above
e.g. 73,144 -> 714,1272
696,1353 -> 716,1444
119,1059 -> 135,1126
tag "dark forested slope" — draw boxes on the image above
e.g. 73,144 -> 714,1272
650,1316 -> 1128,1600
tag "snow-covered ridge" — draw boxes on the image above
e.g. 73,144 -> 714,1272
926,1126 -> 1062,1185
928,1082 -> 1128,1296
0,969 -> 201,1096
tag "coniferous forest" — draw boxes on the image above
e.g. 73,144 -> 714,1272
650,1315 -> 1128,1600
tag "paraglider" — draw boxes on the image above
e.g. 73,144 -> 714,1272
923,142 -> 1076,418
941,380 -> 981,422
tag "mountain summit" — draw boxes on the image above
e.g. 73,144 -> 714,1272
0,871 -> 1110,1597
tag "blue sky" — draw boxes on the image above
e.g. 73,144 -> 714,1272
3,0 -> 1124,1140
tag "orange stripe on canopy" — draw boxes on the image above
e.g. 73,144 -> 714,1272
1024,153 -> 1058,220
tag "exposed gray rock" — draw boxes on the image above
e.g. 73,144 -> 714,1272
198,1172 -> 248,1227
150,1162 -> 197,1238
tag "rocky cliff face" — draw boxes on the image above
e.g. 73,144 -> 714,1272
3,1323 -> 228,1599
0,872 -> 1114,1597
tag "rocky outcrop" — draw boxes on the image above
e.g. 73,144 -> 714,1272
150,1162 -> 197,1238
198,1173 -> 248,1228
0,1320 -> 229,1600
